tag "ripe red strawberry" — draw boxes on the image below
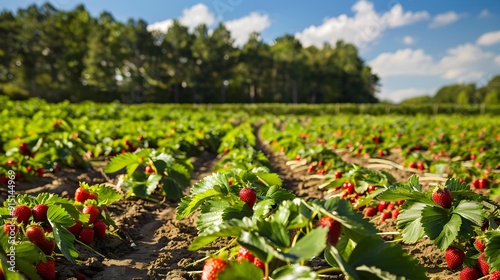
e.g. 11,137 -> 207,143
145,165 -> 155,174
386,202 -> 396,211
471,180 -> 480,190
459,267 -> 480,280
82,204 -> 100,224
236,246 -> 255,263
333,171 -> 342,179
76,273 -> 86,280
318,159 -> 325,167
377,201 -> 388,212
201,258 -> 228,280
43,226 -> 53,233
6,159 -> 15,166
239,188 -> 257,207
445,246 -> 465,270
32,204 -> 49,222
39,238 -> 55,255
93,220 -> 106,238
67,221 -> 82,236
432,187 -> 452,209
489,271 -> 500,280
478,253 -> 489,275
343,182 -> 355,195
74,187 -> 90,202
478,179 -> 489,189
26,225 -> 46,244
380,211 -> 391,222
13,205 -> 31,225
367,185 -> 376,192
0,266 -> 3,279
307,164 -> 316,173
254,258 -> 265,272
417,161 -> 425,170
391,209 -> 400,219
317,216 -> 341,246
364,207 -> 377,217
79,228 -> 94,244
19,143 -> 30,155
37,167 -> 44,176
475,238 -> 486,252
409,162 -> 417,169
88,192 -> 98,201
36,259 -> 56,280
3,222 -> 18,235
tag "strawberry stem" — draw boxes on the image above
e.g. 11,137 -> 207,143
75,239 -> 105,258
316,267 -> 342,274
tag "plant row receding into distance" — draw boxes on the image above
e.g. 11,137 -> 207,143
0,106 -> 499,279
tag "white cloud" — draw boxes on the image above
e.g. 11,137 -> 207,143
428,11 -> 464,28
479,9 -> 490,18
402,35 -> 414,45
295,0 -> 429,48
495,55 -> 500,65
384,88 -> 433,103
225,12 -> 271,46
146,19 -> 173,33
369,44 -> 497,83
147,4 -> 215,33
179,4 -> 216,30
370,48 -> 436,76
477,30 -> 500,46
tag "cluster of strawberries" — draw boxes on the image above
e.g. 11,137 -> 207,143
6,203 -> 56,280
68,187 -> 107,245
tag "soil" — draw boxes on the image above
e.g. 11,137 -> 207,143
13,132 -> 460,280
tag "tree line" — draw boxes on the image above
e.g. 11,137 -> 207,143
400,75 -> 500,105
0,3 -> 379,103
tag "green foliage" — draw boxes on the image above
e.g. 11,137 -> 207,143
0,4 -> 378,103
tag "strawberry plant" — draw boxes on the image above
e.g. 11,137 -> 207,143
105,148 -> 193,200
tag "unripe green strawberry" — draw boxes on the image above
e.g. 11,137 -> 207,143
201,258 -> 228,280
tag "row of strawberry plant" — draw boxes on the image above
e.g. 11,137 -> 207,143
176,122 -> 427,279
379,176 -> 500,278
0,183 -> 121,279
260,115 -> 500,200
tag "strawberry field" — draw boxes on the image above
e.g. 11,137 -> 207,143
1,99 -> 500,280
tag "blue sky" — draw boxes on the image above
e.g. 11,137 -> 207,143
1,0 -> 500,102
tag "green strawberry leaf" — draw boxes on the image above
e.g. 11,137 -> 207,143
421,206 -> 461,250
47,205 -> 79,263
348,236 -> 427,279
218,260 -> 264,280
168,163 -> 191,187
256,172 -> 282,187
104,153 -> 140,175
238,230 -> 278,263
283,226 -> 328,262
271,264 -> 319,280
90,185 -> 122,205
397,202 -> 425,244
0,254 -> 26,280
453,200 -> 484,226
176,189 -> 220,220
160,177 -> 183,200
485,230 -> 500,271
189,219 -> 249,250
256,220 -> 291,248
326,244 -> 360,280
312,197 -> 377,241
